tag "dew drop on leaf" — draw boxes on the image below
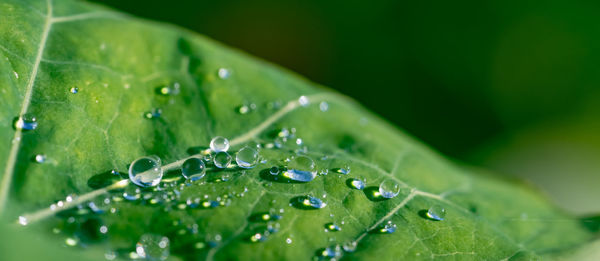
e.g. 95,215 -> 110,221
291,195 -> 326,209
12,114 -> 37,131
235,146 -> 258,168
375,221 -> 397,234
217,68 -> 230,79
269,166 -> 279,175
33,154 -> 46,163
333,166 -> 350,175
144,108 -> 162,119
136,234 -> 170,261
346,178 -> 365,190
181,156 -> 206,181
298,95 -> 309,106
282,155 -> 316,182
128,155 -> 163,187
69,87 -> 78,94
213,151 -> 231,168
379,179 -> 401,198
319,101 -> 329,112
156,82 -> 180,96
342,241 -> 357,252
210,136 -> 230,152
324,222 -> 341,232
426,205 -> 446,221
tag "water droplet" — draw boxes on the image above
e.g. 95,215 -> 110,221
236,147 -> 258,168
33,154 -> 46,163
269,166 -> 280,175
128,156 -> 163,187
181,157 -> 206,181
213,151 -> 231,168
156,82 -> 180,96
65,237 -> 78,246
136,234 -> 170,261
291,195 -> 326,209
123,186 -> 141,200
319,101 -> 329,112
298,95 -> 309,106
379,179 -> 401,199
342,241 -> 357,252
70,87 -> 79,94
333,166 -> 350,175
346,178 -> 365,190
317,245 -> 342,259
286,238 -> 293,244
210,136 -> 230,152
426,205 -> 446,221
104,250 -> 117,260
324,222 -> 341,232
375,221 -> 396,234
144,108 -> 162,119
282,156 -> 316,182
18,216 -> 27,226
217,68 -> 230,79
12,115 -> 37,131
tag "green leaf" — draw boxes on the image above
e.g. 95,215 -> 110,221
0,0 -> 594,260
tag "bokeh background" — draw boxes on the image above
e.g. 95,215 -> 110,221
91,0 -> 600,215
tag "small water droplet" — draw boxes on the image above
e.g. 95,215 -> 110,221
181,157 -> 206,181
128,155 -> 163,187
213,151 -> 231,168
123,186 -> 141,200
282,156 -> 316,182
426,205 -> 446,221
286,238 -> 293,244
217,68 -> 230,79
18,216 -> 27,226
319,101 -> 329,112
12,115 -> 38,131
144,108 -> 162,119
317,245 -> 342,259
298,95 -> 309,106
375,221 -> 396,234
156,82 -> 180,96
291,195 -> 326,209
346,178 -> 365,190
65,237 -> 78,247
70,87 -> 79,94
236,147 -> 258,168
333,166 -> 350,175
104,250 -> 117,260
379,179 -> 401,198
136,234 -> 170,261
324,222 -> 341,232
342,241 -> 357,252
33,154 -> 46,163
210,136 -> 230,152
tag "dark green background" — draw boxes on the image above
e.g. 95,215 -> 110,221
90,0 -> 600,213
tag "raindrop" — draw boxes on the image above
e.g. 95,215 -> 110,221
333,166 -> 350,175
319,101 -> 329,112
342,241 -> 357,252
282,156 -> 316,182
210,136 -> 230,152
317,245 -> 342,259
136,234 -> 170,261
144,108 -> 162,119
298,95 -> 309,106
70,87 -> 79,94
236,147 -> 258,168
324,222 -> 341,232
379,179 -> 401,199
291,195 -> 326,210
375,221 -> 396,234
12,115 -> 37,131
213,151 -> 231,168
346,178 -> 365,190
128,155 -> 163,187
181,157 -> 206,181
426,205 -> 446,221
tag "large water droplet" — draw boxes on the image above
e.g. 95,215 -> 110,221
210,136 -> 230,152
379,179 -> 401,198
236,147 -> 258,168
136,234 -> 170,261
128,156 -> 163,187
12,115 -> 37,131
291,196 -> 326,210
181,157 -> 206,181
346,178 -> 365,190
213,151 -> 231,168
282,156 -> 316,182
426,205 -> 446,221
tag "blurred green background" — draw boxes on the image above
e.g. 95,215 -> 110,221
90,0 -> 600,214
